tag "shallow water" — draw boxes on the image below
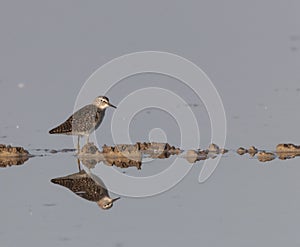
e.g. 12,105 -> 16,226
1,145 -> 300,246
1,1 -> 300,246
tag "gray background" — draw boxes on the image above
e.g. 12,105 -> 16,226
0,1 -> 300,246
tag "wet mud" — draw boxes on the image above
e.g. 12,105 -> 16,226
0,144 -> 29,157
2,141 -> 300,168
0,144 -> 30,167
236,143 -> 300,162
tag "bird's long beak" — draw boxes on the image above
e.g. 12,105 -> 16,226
112,197 -> 120,202
108,102 -> 117,108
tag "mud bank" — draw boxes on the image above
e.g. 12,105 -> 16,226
0,144 -> 30,167
0,144 -> 29,157
78,142 -> 228,166
78,142 -> 182,169
236,143 -> 300,162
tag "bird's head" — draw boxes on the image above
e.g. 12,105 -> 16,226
97,196 -> 120,210
93,96 -> 117,110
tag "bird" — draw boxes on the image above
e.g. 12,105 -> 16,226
51,169 -> 120,209
49,96 -> 116,152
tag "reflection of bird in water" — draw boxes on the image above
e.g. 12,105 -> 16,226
49,96 -> 116,152
51,169 -> 120,209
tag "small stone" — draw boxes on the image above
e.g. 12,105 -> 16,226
80,143 -> 100,155
208,143 -> 219,153
276,143 -> 300,153
220,148 -> 228,154
237,147 -> 247,155
185,150 -> 198,163
0,144 -> 29,157
248,146 -> 258,156
257,151 -> 276,162
61,148 -> 76,153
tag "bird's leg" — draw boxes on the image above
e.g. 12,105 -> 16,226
77,158 -> 81,172
86,134 -> 90,144
77,136 -> 80,154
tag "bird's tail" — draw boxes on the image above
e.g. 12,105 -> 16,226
49,126 -> 62,134
49,121 -> 72,134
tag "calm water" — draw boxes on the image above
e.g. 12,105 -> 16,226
0,1 -> 300,246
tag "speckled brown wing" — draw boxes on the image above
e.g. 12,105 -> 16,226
51,170 -> 108,202
49,104 -> 103,135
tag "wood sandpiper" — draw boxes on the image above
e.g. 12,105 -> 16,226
49,96 -> 116,151
51,169 -> 120,209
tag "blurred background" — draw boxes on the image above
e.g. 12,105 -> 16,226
0,1 -> 299,246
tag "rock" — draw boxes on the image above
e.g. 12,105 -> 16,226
206,144 -> 227,154
0,144 -> 29,157
101,142 -> 181,157
208,143 -> 219,153
220,148 -> 228,154
184,149 -> 208,163
0,144 -> 30,167
276,144 -> 300,160
61,148 -> 76,153
199,151 -> 208,161
257,151 -> 276,162
276,143 -> 300,153
185,150 -> 198,163
80,143 -> 101,155
248,146 -> 258,156
237,147 -> 247,155
79,142 -> 181,169
170,147 -> 182,155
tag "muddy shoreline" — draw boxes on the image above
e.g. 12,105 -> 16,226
1,142 -> 300,168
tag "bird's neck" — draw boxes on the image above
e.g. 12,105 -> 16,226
97,107 -> 107,113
